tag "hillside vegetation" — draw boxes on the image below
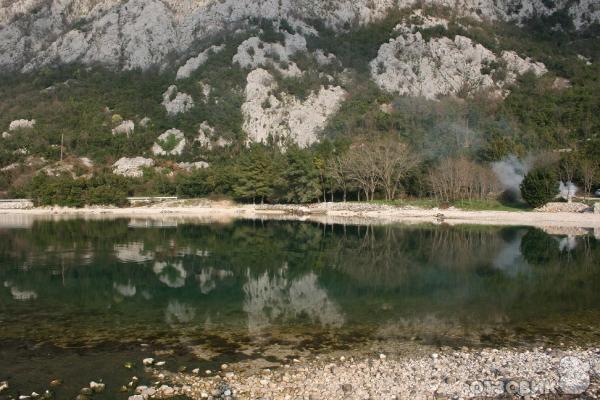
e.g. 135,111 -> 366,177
0,8 -> 599,207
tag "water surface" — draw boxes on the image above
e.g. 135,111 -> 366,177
1,217 -> 599,398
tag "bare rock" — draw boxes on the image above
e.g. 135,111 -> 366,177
176,44 -> 225,80
152,128 -> 187,156
9,119 -> 36,131
112,120 -> 135,136
113,157 -> 155,178
162,85 -> 194,116
242,68 -> 346,148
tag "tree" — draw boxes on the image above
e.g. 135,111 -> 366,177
344,142 -> 379,201
520,168 -> 558,208
327,155 -> 351,202
232,145 -> 283,204
283,147 -> 321,203
429,157 -> 498,202
370,136 -> 419,200
579,158 -> 598,196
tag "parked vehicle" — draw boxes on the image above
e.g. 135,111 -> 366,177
595,189 -> 600,197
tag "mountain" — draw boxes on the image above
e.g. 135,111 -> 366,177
0,0 -> 598,204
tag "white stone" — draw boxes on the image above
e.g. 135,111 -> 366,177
89,381 -> 105,393
113,157 -> 154,178
112,120 -> 135,136
2,132 -> 11,138
139,117 -> 151,127
9,119 -> 35,131
162,85 -> 194,116
143,358 -> 154,366
152,128 -> 187,156
242,68 -> 345,148
177,161 -> 209,171
558,356 -> 590,394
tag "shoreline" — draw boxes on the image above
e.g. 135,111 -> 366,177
138,347 -> 600,399
1,200 -> 600,230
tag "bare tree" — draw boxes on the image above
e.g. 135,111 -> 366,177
328,156 -> 351,202
370,137 -> 419,200
579,158 -> 598,196
429,157 -> 499,202
344,142 -> 379,201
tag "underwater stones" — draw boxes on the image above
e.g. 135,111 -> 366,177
79,387 -> 93,396
89,381 -> 105,393
0,381 -> 7,392
143,358 -> 154,366
128,395 -> 144,400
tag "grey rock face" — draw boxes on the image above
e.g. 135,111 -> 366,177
1,0 -> 597,73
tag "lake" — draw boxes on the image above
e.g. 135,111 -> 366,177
1,217 -> 599,399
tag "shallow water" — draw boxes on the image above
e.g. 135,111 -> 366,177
1,217 -> 599,398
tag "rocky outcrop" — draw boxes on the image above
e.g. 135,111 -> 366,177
177,161 -> 209,171
370,32 -> 546,99
111,120 -> 135,136
152,128 -> 187,156
242,68 -> 346,147
8,119 -> 35,131
176,44 -> 225,80
112,157 -> 154,177
2,0 -> 596,73
195,121 -> 231,150
233,33 -> 307,77
162,85 -> 194,116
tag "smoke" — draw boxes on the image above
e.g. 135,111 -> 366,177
559,181 -> 578,201
492,155 -> 533,201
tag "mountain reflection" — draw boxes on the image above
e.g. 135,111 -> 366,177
1,218 -> 600,347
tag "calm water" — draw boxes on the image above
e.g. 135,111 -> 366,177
1,217 -> 600,398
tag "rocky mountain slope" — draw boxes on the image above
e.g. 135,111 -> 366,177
0,0 -> 598,200
1,0 -> 598,72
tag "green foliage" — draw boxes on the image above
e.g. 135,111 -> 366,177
231,145 -> 284,203
157,134 -> 181,153
283,147 -> 321,203
23,173 -> 130,207
520,168 -> 559,207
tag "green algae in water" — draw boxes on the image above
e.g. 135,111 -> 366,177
1,217 -> 600,398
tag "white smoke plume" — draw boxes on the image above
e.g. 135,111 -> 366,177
491,155 -> 533,200
559,181 -> 578,201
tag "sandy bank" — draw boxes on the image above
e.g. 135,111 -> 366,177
2,201 -> 600,230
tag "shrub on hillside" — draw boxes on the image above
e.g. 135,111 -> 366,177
520,168 -> 558,208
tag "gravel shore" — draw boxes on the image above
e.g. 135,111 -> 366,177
133,347 -> 600,399
2,200 -> 600,230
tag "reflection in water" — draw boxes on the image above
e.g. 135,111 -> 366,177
153,261 -> 187,288
492,232 -> 529,276
1,218 -> 600,399
0,219 -> 599,348
243,267 -> 344,334
114,242 -> 154,263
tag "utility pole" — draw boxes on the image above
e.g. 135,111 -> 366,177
60,133 -> 64,162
